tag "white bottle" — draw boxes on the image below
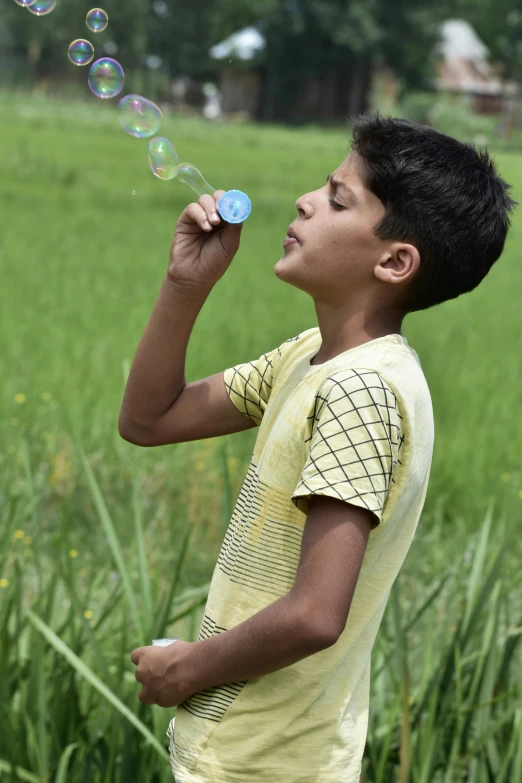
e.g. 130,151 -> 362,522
152,637 -> 180,647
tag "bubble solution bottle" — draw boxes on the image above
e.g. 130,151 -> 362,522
152,637 -> 180,647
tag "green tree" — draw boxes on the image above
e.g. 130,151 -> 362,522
210,0 -> 451,122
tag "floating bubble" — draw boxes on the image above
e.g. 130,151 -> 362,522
14,0 -> 37,7
27,0 -> 55,14
148,137 -> 179,180
86,7 -> 108,32
118,94 -> 162,139
88,57 -> 124,99
68,39 -> 94,67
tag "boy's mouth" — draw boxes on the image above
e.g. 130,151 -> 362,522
283,225 -> 300,249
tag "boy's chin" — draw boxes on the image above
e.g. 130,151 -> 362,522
274,251 -> 298,273
274,256 -> 292,279
274,256 -> 307,290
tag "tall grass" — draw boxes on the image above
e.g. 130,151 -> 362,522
1,90 -> 522,780
1,433 -> 205,781
2,442 -> 521,781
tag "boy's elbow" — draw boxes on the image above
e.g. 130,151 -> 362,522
118,419 -> 152,447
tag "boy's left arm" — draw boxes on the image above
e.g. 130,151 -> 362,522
184,495 -> 375,694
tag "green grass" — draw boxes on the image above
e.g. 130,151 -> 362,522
1,89 -> 522,782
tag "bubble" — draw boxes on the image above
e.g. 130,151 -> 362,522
148,137 -> 179,180
27,0 -> 55,14
68,39 -> 94,67
88,58 -> 124,100
118,94 -> 162,139
14,0 -> 37,7
86,7 -> 108,32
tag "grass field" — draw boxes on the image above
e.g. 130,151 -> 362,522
1,89 -> 522,782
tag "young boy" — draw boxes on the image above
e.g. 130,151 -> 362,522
123,109 -> 518,783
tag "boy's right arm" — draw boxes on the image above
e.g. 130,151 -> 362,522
119,367 -> 257,447
118,190 -> 252,447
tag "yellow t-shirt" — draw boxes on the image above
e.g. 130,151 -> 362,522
167,327 -> 434,783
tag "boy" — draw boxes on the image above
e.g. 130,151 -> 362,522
123,110 -> 518,782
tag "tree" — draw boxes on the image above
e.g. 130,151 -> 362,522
208,0 -> 452,122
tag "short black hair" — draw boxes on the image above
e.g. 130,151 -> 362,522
348,109 -> 519,314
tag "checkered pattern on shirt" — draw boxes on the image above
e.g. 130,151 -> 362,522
291,368 -> 404,525
223,336 -> 303,425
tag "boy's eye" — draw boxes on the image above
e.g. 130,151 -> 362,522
329,199 -> 344,211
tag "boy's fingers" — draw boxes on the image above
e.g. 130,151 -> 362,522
213,190 -> 227,218
185,202 -> 213,231
197,194 -> 220,224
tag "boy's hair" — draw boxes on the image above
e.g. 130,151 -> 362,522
349,109 -> 519,314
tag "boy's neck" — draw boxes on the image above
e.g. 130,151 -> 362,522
312,313 -> 404,366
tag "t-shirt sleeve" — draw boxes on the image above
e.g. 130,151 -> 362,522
291,369 -> 403,527
223,342 -> 284,426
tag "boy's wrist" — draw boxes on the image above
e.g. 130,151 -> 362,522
164,273 -> 215,299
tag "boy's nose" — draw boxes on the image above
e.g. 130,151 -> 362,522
295,194 -> 314,218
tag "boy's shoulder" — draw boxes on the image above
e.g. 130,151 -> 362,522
273,327 -> 319,366
279,326 -> 319,351
281,327 -> 319,348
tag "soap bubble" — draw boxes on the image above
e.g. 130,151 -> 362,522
27,0 -> 55,14
68,39 -> 94,66
14,0 -> 37,7
86,7 -> 108,32
148,137 -> 179,180
118,94 -> 162,139
88,58 -> 124,99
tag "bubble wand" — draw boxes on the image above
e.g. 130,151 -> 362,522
147,136 -> 251,224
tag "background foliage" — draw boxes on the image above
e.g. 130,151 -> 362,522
0,83 -> 521,779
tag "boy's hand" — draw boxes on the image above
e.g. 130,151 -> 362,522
168,190 -> 244,291
130,640 -> 196,708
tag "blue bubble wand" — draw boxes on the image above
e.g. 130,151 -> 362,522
147,136 -> 251,224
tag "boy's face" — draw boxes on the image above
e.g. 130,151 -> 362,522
274,150 -> 413,308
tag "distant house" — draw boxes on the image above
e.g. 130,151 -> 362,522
430,19 -> 517,113
210,19 -> 517,121
208,27 -> 265,119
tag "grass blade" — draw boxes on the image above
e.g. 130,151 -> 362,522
131,469 -> 152,623
25,609 -> 169,762
69,434 -> 144,640
54,558 -> 114,686
511,708 -> 522,781
152,523 -> 193,642
0,759 -> 41,783
462,498 -> 494,632
54,742 -> 82,783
